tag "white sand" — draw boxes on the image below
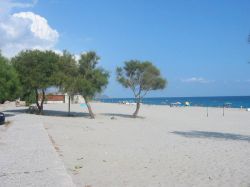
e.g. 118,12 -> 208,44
2,102 -> 250,186
0,103 -> 75,187
40,102 -> 250,187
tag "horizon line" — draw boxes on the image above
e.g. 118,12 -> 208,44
99,95 -> 250,99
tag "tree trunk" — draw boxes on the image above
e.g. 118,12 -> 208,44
84,97 -> 95,119
35,89 -> 42,114
133,102 -> 141,118
68,95 -> 71,116
35,89 -> 45,115
40,90 -> 45,113
35,89 -> 39,108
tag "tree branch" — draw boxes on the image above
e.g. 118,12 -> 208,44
141,88 -> 151,99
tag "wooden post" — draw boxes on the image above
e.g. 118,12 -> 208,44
68,95 -> 71,116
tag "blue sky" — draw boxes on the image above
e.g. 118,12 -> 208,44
1,0 -> 250,97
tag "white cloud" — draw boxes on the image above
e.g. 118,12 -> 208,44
0,0 -> 37,16
0,1 -> 59,57
0,11 -> 59,57
181,77 -> 213,84
0,1 -> 87,60
14,12 -> 58,41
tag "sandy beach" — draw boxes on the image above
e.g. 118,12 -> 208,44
1,1 -> 249,186
1,102 -> 250,187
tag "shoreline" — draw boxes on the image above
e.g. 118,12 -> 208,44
97,95 -> 250,109
98,101 -> 249,110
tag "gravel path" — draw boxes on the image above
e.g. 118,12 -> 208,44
0,111 -> 75,187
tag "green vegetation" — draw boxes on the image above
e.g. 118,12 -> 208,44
56,50 -> 78,116
0,52 -> 20,104
5,49 -> 109,118
12,50 -> 60,114
117,60 -> 166,117
73,51 -> 109,118
55,51 -> 109,118
1,49 -> 166,119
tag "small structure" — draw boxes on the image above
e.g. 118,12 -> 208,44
43,93 -> 85,104
64,93 -> 85,104
45,94 -> 65,104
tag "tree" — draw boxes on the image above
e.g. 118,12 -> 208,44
75,51 -> 109,118
56,50 -> 78,116
116,60 -> 166,118
0,52 -> 20,104
12,50 -> 60,114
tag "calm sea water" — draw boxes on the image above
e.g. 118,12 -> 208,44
98,96 -> 250,108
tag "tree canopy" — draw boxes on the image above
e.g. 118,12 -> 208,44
9,49 -> 109,117
56,50 -> 78,95
117,60 -> 166,117
56,50 -> 78,115
75,51 -> 109,118
0,52 -> 20,104
12,50 -> 60,113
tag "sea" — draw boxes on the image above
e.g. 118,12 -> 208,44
97,96 -> 250,108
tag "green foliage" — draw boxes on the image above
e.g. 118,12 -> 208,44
12,50 -> 60,110
56,50 -> 78,96
12,50 -> 60,90
76,51 -> 109,100
116,60 -> 167,100
21,89 -> 36,106
0,52 -> 21,104
56,50 -> 109,101
54,50 -> 109,118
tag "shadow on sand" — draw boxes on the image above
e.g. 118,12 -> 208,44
4,109 -> 146,119
42,110 -> 90,118
3,113 -> 16,117
4,109 -> 90,118
3,109 -> 27,117
102,113 -> 144,119
171,130 -> 250,142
